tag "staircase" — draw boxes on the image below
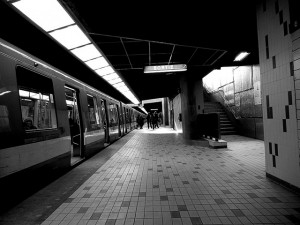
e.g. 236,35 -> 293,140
204,102 -> 237,135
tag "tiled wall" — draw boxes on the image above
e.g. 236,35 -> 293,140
256,0 -> 300,187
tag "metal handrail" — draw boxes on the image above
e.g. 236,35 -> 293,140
203,86 -> 239,119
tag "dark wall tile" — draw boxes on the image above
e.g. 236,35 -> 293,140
273,155 -> 276,167
283,119 -> 287,132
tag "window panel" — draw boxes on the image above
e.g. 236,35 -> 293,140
16,67 -> 58,131
87,94 -> 101,129
108,103 -> 119,127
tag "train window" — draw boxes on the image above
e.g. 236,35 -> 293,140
16,67 -> 57,131
108,103 -> 119,127
87,94 -> 100,129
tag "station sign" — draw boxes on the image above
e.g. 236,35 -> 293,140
144,64 -> 187,73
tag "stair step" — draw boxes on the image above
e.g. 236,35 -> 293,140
204,109 -> 223,112
204,101 -> 237,135
220,126 -> 235,130
221,131 -> 237,135
220,124 -> 234,128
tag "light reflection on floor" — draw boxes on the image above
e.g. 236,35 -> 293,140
137,126 -> 183,134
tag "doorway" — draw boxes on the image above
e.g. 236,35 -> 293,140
65,86 -> 83,165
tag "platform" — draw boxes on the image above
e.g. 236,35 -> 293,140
1,127 -> 300,225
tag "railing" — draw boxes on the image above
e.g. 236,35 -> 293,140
203,86 -> 239,119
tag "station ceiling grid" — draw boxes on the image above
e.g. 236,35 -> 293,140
1,0 -> 259,104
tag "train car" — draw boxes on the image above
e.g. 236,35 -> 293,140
0,38 -> 144,198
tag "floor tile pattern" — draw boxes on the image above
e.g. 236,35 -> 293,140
9,128 -> 300,224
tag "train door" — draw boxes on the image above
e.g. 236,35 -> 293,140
116,104 -> 121,137
123,107 -> 127,133
65,86 -> 83,164
119,104 -> 124,136
100,99 -> 109,143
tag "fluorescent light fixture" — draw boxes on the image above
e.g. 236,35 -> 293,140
85,57 -> 109,70
66,100 -> 77,106
107,78 -> 122,85
113,82 -> 125,88
234,52 -> 250,61
102,73 -> 119,81
131,99 -> 139,104
71,44 -> 102,62
12,0 -> 74,32
139,107 -> 148,114
42,95 -> 50,101
30,92 -> 40,99
95,66 -> 115,76
118,86 -> 130,92
19,90 -> 29,97
49,25 -> 90,50
10,0 -> 140,105
144,64 -> 187,73
119,89 -> 130,95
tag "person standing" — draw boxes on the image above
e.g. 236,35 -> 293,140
146,113 -> 152,129
137,114 -> 144,129
153,111 -> 159,129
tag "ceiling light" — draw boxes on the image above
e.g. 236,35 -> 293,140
19,90 -> 29,97
107,78 -> 122,85
95,66 -> 115,76
71,44 -> 102,62
10,0 -> 140,105
113,82 -> 125,88
234,52 -> 250,61
85,57 -> 109,70
117,86 -> 130,92
102,73 -> 119,81
131,99 -> 139,104
49,24 -> 90,50
12,0 -> 74,32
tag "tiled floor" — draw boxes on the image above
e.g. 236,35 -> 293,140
2,127 -> 300,225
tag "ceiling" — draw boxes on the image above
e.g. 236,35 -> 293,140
1,0 -> 259,105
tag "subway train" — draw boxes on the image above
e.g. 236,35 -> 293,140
0,38 -> 143,208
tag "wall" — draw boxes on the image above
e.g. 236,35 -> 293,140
171,94 -> 182,132
256,0 -> 300,188
203,66 -> 264,140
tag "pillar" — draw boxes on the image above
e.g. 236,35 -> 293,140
179,72 -> 205,140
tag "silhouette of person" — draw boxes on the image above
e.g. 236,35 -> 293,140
137,114 -> 144,129
153,111 -> 159,129
23,118 -> 37,130
146,113 -> 152,129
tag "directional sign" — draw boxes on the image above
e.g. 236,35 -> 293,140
144,64 -> 187,73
